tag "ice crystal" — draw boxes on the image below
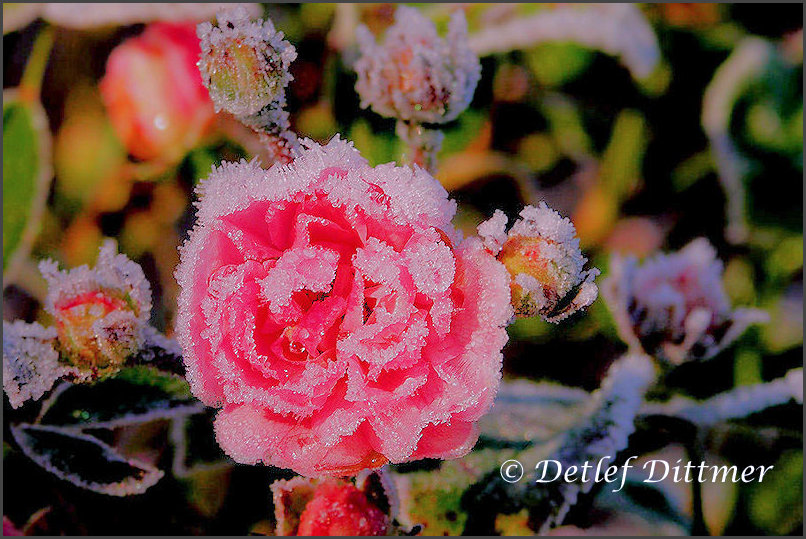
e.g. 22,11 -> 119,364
176,136 -> 512,476
3,321 -> 65,409
479,202 -> 600,322
197,6 -> 297,118
354,6 -> 480,124
39,240 -> 152,372
603,238 -> 769,363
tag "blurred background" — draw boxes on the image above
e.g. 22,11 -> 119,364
3,3 -> 803,535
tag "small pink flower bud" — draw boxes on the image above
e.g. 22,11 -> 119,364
479,203 -> 600,322
354,6 -> 480,124
100,22 -> 216,162
603,238 -> 769,363
197,7 -> 297,119
39,240 -> 152,374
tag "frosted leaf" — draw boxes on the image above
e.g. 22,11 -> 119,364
702,38 -> 773,243
3,320 -> 65,409
10,423 -> 164,496
495,353 -> 655,533
197,6 -> 297,118
478,378 -> 590,443
641,368 -> 804,426
602,238 -> 769,364
39,239 -> 152,372
36,364 -> 201,431
354,6 -> 480,124
468,4 -> 660,80
491,202 -> 600,322
41,3 -> 260,29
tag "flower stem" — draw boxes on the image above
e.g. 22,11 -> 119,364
396,120 -> 444,174
19,24 -> 55,103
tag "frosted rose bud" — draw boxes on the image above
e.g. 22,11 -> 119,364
39,240 -> 152,374
176,137 -> 512,476
197,7 -> 297,118
100,22 -> 215,162
272,474 -> 393,536
603,238 -> 769,364
478,203 -> 600,322
354,6 -> 481,124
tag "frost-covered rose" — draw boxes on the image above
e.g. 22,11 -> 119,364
603,238 -> 768,364
176,137 -> 511,476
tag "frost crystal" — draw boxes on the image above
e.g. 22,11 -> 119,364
479,202 -> 599,322
197,7 -> 297,118
354,6 -> 481,124
3,321 -> 65,409
603,238 -> 769,364
39,240 -> 152,373
176,136 -> 512,476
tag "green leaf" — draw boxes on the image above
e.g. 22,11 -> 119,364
526,43 -> 593,87
749,450 -> 803,535
2,91 -> 52,279
37,366 -> 202,430
10,423 -> 164,496
599,109 -> 648,202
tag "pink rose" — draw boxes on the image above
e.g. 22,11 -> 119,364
100,22 -> 215,162
175,137 -> 512,476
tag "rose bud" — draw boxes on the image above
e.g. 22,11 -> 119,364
39,240 -> 152,375
100,22 -> 215,162
478,203 -> 600,322
197,6 -> 297,119
603,238 -> 769,364
354,6 -> 480,124
272,472 -> 395,536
